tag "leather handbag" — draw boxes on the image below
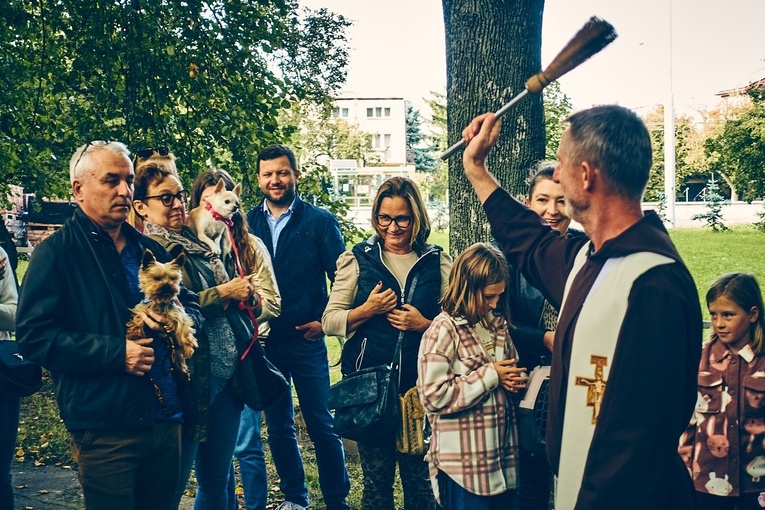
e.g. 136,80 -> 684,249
328,362 -> 398,442
395,385 -> 430,455
231,335 -> 289,411
0,340 -> 43,399
329,274 -> 422,442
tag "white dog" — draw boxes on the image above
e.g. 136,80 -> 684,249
187,179 -> 241,255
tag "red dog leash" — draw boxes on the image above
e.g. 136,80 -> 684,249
207,201 -> 260,360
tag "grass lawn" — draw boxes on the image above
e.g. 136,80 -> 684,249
669,225 -> 765,316
12,224 -> 765,508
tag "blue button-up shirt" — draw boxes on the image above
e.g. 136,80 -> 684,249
263,196 -> 297,255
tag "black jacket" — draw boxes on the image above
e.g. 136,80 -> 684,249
341,237 -> 442,392
16,208 -> 202,432
247,195 -> 344,340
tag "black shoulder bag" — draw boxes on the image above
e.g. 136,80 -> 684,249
328,274 -> 419,442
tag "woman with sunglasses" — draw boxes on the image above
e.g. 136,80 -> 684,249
132,161 -> 280,510
322,177 -> 452,510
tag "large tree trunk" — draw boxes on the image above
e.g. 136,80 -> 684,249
443,0 -> 546,256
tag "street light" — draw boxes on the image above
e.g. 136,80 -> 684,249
664,0 -> 676,227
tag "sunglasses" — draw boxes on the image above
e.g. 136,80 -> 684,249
73,140 -> 111,173
135,146 -> 170,160
143,190 -> 189,208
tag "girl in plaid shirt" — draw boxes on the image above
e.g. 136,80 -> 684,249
418,242 -> 528,510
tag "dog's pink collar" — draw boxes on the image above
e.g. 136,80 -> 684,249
204,201 -> 234,227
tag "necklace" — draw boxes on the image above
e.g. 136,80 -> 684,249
476,322 -> 497,361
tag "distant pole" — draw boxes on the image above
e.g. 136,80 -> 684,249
663,0 -> 676,227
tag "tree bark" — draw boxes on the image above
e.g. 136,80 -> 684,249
443,0 -> 546,256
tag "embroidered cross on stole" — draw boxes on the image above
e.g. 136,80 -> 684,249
554,247 -> 674,510
575,355 -> 608,424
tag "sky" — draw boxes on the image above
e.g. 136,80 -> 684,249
300,0 -> 765,120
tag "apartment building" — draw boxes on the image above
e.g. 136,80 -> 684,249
332,95 -> 407,164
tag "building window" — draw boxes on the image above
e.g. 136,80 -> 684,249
371,134 -> 391,150
341,108 -> 349,117
367,107 -> 391,118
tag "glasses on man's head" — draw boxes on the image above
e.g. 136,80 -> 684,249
375,214 -> 413,229
73,140 -> 111,173
135,146 -> 170,160
143,190 -> 188,208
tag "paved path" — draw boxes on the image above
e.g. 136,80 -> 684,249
12,461 -> 195,509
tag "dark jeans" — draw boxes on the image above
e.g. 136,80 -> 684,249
244,335 -> 349,509
518,447 -> 552,510
356,438 -> 435,510
696,491 -> 763,510
0,397 -> 20,510
193,377 -> 242,510
70,421 -> 181,510
437,470 -> 518,510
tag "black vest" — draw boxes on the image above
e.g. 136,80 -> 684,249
340,238 -> 442,392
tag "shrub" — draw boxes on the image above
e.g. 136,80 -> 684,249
691,178 -> 729,231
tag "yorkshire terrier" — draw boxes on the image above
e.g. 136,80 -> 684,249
187,179 -> 242,256
126,249 -> 197,378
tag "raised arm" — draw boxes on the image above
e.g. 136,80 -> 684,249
461,112 -> 502,204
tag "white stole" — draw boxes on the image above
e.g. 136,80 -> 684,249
555,244 -> 673,510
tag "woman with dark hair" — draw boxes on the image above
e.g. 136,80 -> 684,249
323,177 -> 452,510
132,160 -> 279,509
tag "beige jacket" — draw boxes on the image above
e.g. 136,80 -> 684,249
248,234 -> 281,335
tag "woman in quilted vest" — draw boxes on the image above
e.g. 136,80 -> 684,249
323,177 -> 452,510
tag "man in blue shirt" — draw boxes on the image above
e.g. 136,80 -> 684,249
237,144 -> 350,510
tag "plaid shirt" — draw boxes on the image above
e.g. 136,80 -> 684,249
418,311 -> 519,497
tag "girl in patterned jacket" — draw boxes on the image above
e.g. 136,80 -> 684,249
418,242 -> 528,510
680,272 -> 765,510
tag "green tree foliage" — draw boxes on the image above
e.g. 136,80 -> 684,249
705,91 -> 765,202
419,92 -> 448,204
691,177 -> 729,231
406,103 -> 436,172
292,160 -> 365,244
0,0 -> 350,208
280,101 -> 378,167
543,81 -> 573,160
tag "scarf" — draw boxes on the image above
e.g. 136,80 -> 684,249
143,223 -> 229,285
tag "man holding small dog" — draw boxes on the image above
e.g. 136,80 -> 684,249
16,141 -> 202,510
238,144 -> 350,510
